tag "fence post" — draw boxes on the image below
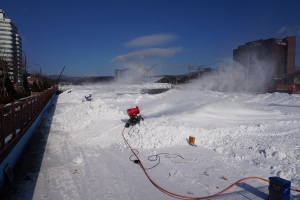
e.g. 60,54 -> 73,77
12,102 -> 16,139
20,100 -> 24,132
0,105 -> 4,150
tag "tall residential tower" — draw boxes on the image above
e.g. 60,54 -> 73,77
0,9 -> 23,84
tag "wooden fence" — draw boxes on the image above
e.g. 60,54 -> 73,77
0,86 -> 58,163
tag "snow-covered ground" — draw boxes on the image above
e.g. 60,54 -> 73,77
8,83 -> 300,199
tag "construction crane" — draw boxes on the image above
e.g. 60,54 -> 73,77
144,64 -> 158,78
188,65 -> 206,73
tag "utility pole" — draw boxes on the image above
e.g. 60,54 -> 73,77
57,66 -> 66,84
33,63 -> 42,76
246,50 -> 249,93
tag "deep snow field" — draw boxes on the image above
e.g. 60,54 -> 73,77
8,82 -> 300,199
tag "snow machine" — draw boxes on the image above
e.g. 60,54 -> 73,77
85,94 -> 92,101
125,106 -> 144,128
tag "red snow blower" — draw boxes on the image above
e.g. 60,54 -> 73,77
125,106 -> 144,128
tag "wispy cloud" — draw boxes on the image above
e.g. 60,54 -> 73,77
126,34 -> 178,47
112,47 -> 182,63
275,26 -> 287,35
276,26 -> 300,36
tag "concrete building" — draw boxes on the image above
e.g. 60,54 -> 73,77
233,36 -> 296,90
0,9 -> 23,85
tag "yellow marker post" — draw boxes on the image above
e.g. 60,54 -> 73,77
189,136 -> 196,145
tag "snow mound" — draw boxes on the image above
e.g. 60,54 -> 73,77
53,84 -> 300,190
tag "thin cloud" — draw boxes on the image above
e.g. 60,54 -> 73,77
276,26 -> 300,36
126,34 -> 178,47
275,26 -> 287,35
112,47 -> 182,63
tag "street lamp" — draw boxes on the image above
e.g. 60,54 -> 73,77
33,63 -> 42,76
20,50 -> 27,75
20,50 -> 30,94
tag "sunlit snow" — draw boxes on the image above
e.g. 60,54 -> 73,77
8,83 -> 300,200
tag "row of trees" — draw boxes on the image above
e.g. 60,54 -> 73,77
0,58 -> 52,105
0,73 -> 52,105
0,74 -> 29,104
31,78 -> 52,93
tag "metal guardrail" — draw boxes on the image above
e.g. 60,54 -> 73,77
0,86 -> 58,163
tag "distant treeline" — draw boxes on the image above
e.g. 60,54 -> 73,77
46,75 -> 114,85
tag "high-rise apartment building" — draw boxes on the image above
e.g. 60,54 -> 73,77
233,36 -> 296,89
0,9 -> 23,84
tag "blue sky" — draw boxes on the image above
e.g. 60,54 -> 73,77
1,0 -> 300,76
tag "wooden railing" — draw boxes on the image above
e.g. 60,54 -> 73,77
0,86 -> 58,163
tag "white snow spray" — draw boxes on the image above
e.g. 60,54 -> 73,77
188,55 -> 275,93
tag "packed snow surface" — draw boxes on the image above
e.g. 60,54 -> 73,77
9,83 -> 300,199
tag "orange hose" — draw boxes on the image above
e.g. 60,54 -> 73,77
121,127 -> 300,199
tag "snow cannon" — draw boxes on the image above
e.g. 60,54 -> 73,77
127,106 -> 140,117
125,106 -> 144,128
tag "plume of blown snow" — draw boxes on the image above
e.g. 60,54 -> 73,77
188,56 -> 275,93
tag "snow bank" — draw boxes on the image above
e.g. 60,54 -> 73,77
56,84 -> 300,183
9,83 -> 300,199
